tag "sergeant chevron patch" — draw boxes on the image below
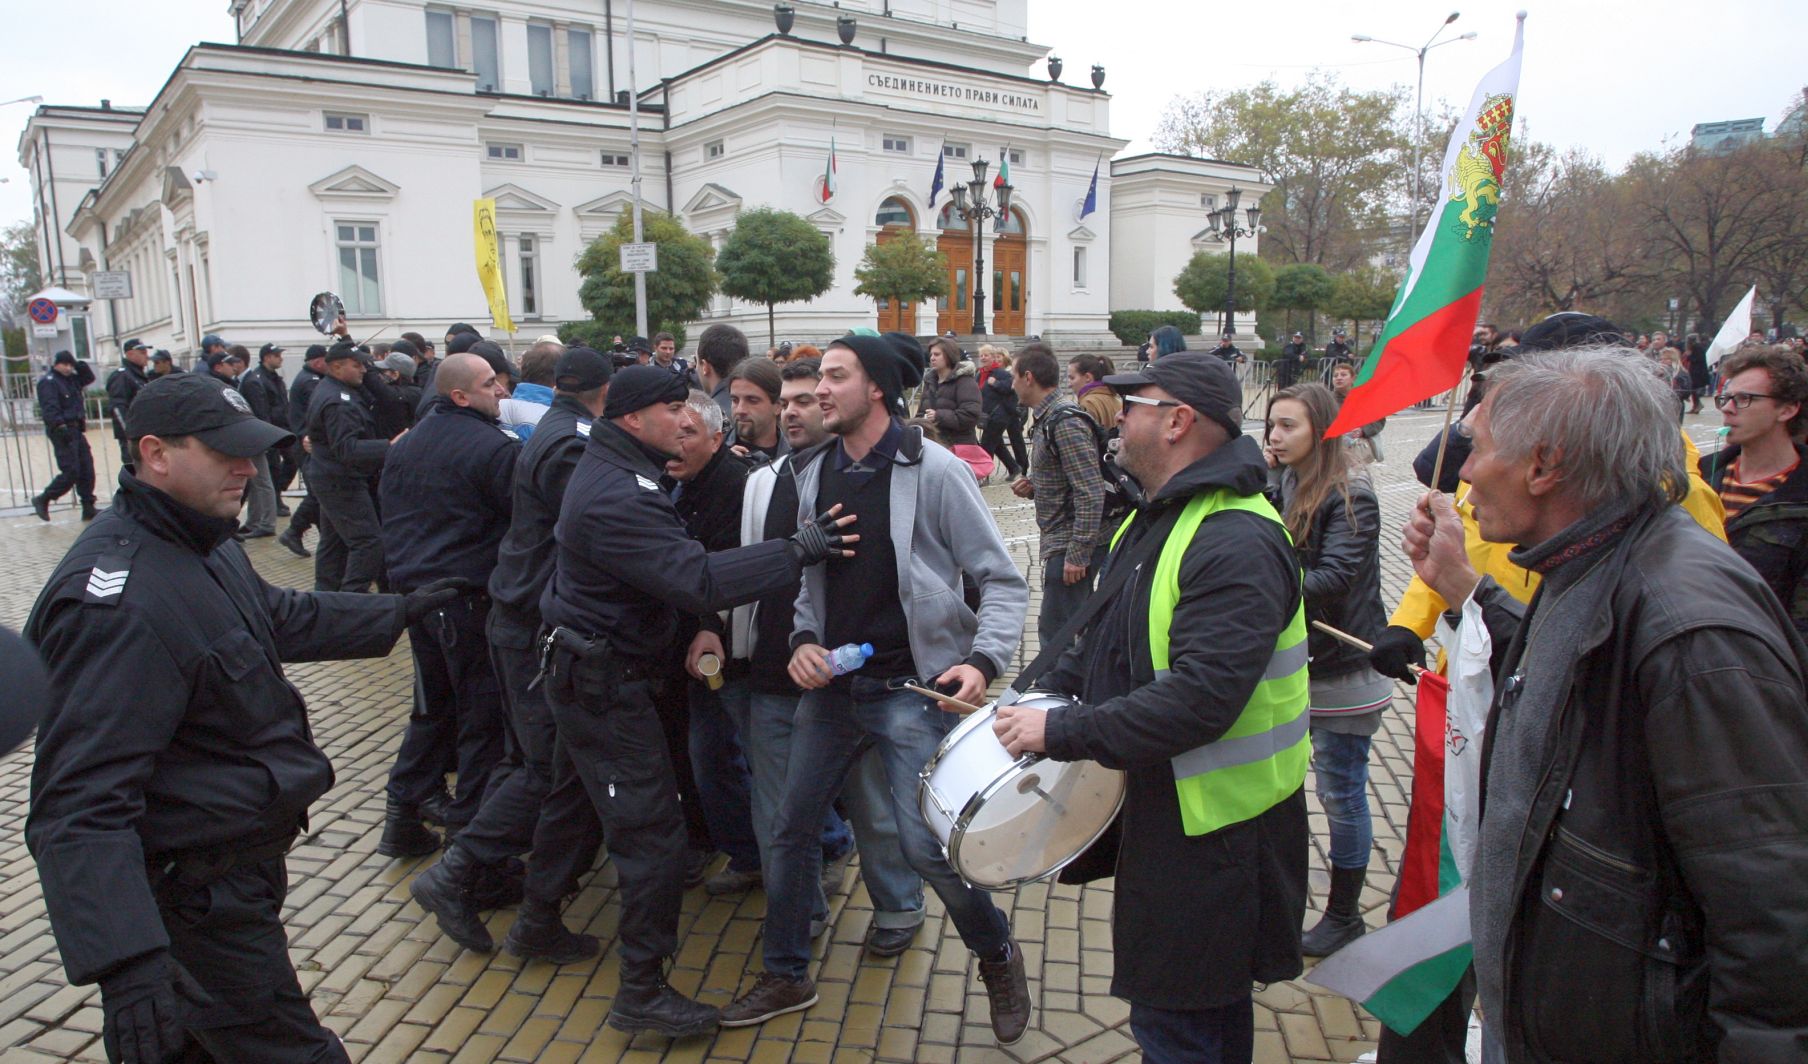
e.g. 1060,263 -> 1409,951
85,567 -> 129,602
635,475 -> 661,492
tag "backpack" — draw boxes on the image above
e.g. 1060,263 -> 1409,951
1036,403 -> 1133,523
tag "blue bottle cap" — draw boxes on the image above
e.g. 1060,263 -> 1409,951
859,643 -> 874,657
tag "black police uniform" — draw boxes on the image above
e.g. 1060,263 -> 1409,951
1276,340 -> 1310,389
537,418 -> 809,999
105,360 -> 150,470
378,396 -> 517,829
286,364 -> 324,536
476,394 -> 605,902
1324,338 -> 1352,363
240,362 -> 296,495
36,363 -> 98,512
25,474 -> 407,1062
305,370 -> 388,592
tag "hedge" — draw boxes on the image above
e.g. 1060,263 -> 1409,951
1108,311 -> 1202,347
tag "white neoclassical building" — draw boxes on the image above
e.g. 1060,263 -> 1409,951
18,0 -> 1267,369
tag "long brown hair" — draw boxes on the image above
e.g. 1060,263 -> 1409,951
1266,383 -> 1353,549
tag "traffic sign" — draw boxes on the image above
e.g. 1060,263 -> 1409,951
32,323 -> 58,339
26,298 -> 57,325
92,271 -> 133,299
619,242 -> 658,273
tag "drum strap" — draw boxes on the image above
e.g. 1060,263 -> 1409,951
1000,507 -> 1174,703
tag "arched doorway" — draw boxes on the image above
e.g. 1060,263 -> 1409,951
935,203 -> 971,336
873,197 -> 918,335
992,208 -> 1028,336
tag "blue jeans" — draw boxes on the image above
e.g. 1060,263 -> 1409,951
743,687 -> 925,930
1311,727 -> 1374,870
1131,997 -> 1255,1064
764,679 -> 1008,978
689,680 -> 762,872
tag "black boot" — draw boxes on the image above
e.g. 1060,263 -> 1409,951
502,899 -> 600,964
80,499 -> 98,520
469,857 -> 526,911
420,786 -> 455,827
1301,866 -> 1368,957
377,798 -> 441,858
31,494 -> 49,522
608,961 -> 720,1038
409,843 -> 494,952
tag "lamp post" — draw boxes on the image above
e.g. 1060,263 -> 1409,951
948,158 -> 1013,335
1207,186 -> 1262,339
1352,13 -> 1476,244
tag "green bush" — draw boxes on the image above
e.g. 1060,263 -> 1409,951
559,319 -> 686,350
1108,310 -> 1202,346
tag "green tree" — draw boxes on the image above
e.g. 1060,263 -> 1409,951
852,232 -> 948,311
1173,252 -> 1276,330
1326,266 -> 1401,346
2,221 -> 43,322
715,208 -> 834,348
574,210 -> 718,341
1269,263 -> 1337,338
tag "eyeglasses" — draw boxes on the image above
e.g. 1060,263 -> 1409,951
1714,391 -> 1779,410
1122,394 -> 1183,410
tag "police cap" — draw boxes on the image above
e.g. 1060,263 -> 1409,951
126,373 -> 296,456
555,347 -> 613,392
604,364 -> 690,418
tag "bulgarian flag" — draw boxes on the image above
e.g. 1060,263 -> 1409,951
821,136 -> 838,203
1324,15 -> 1525,439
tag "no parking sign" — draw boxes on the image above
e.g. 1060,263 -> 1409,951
26,298 -> 57,325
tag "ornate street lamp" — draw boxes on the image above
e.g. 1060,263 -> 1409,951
949,158 -> 1013,335
1207,186 -> 1264,338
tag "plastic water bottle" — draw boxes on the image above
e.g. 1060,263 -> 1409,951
827,642 -> 874,676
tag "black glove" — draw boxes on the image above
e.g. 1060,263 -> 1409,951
403,577 -> 473,624
1369,625 -> 1426,685
789,509 -> 854,566
100,952 -> 188,1064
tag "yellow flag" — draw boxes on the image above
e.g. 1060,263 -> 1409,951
472,198 -> 515,333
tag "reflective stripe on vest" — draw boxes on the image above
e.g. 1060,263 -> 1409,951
1110,489 -> 1311,836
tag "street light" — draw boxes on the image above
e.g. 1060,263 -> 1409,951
1352,13 -> 1476,244
1207,186 -> 1262,339
1,95 -> 45,108
949,158 -> 1013,335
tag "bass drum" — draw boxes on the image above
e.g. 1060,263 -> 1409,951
918,691 -> 1125,891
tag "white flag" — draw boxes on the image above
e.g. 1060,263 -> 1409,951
1707,285 -> 1757,368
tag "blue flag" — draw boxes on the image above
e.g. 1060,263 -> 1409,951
929,149 -> 945,207
1080,158 -> 1099,219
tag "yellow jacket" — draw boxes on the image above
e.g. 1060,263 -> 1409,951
1390,430 -> 1727,640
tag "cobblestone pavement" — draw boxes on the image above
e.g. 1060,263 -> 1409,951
0,409 -> 1734,1063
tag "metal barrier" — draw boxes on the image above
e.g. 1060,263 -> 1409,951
0,366 -> 124,516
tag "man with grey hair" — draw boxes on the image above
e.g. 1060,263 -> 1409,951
1404,346 -> 1808,1062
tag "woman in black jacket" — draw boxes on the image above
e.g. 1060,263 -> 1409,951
978,344 -> 1029,477
1265,383 -> 1390,957
916,337 -> 982,447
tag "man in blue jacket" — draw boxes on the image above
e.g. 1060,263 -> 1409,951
33,351 -> 98,521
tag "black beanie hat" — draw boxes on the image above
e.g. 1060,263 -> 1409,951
447,332 -> 481,356
604,364 -> 691,419
830,332 -> 925,413
1516,312 -> 1628,352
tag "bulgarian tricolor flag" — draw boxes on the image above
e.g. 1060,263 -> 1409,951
1324,15 -> 1525,439
817,136 -> 839,204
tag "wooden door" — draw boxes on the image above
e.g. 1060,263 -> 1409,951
991,209 -> 1027,336
935,203 -> 971,336
873,198 -> 918,334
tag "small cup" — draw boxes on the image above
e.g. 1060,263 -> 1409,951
697,652 -> 724,691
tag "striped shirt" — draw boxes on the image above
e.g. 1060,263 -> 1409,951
1721,457 -> 1799,520
1028,391 -> 1110,567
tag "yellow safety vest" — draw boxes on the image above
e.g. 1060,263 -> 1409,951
1111,489 -> 1311,836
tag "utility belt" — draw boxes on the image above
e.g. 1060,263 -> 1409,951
146,828 -> 299,894
532,625 -> 662,702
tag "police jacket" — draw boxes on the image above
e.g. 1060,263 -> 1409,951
539,419 -> 802,660
306,374 -> 388,481
378,397 -> 518,593
237,364 -> 289,429
288,367 -> 322,437
105,362 -> 150,439
490,396 -> 592,636
1040,435 -> 1309,1010
1701,443 -> 1808,638
38,364 -> 94,431
24,473 -> 406,986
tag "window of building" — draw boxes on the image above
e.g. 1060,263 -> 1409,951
1073,246 -> 1088,288
1008,148 -> 1024,166
96,149 -> 110,179
335,223 -> 382,314
569,28 -> 594,100
527,23 -> 555,97
943,143 -> 969,160
114,149 -> 127,167
425,9 -> 456,67
518,234 -> 540,317
875,197 -> 912,227
601,151 -> 630,167
323,112 -> 368,133
1200,193 -> 1218,210
705,140 -> 725,160
883,134 -> 912,154
471,15 -> 500,92
487,142 -> 524,161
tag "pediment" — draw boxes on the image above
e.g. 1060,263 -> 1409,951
160,166 -> 193,205
1191,226 -> 1224,246
806,206 -> 846,229
1068,225 -> 1097,242
484,183 -> 558,213
309,165 -> 401,200
575,190 -> 636,216
683,182 -> 743,217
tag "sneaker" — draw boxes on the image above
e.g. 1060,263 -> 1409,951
719,972 -> 818,1027
704,866 -> 762,896
684,848 -> 714,889
820,847 -> 854,898
276,528 -> 311,558
977,939 -> 1032,1045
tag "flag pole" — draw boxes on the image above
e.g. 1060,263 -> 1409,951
1426,382 -> 1463,492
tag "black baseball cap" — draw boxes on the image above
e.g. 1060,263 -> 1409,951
126,373 -> 294,456
625,335 -> 653,355
1103,352 -> 1244,437
324,340 -> 364,363
259,342 -> 284,357
555,346 -> 613,392
304,343 -> 328,361
123,338 -> 148,352
150,349 -> 173,362
604,364 -> 690,418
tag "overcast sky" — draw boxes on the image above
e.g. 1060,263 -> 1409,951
4,0 -> 1803,232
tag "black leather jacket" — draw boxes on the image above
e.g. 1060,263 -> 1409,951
1272,472 -> 1385,678
1471,505 -> 1808,1062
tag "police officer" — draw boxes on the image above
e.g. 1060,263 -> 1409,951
241,342 -> 296,510
413,348 -> 616,965
1324,328 -> 1352,364
106,339 -> 152,473
24,372 -> 463,1064
32,351 -> 98,522
375,354 -> 514,872
537,364 -> 856,1038
305,341 -> 394,591
279,344 -> 329,558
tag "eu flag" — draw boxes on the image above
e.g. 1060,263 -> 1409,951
929,150 -> 945,207
1080,158 -> 1099,219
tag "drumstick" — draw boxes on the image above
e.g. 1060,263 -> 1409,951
1310,621 -> 1427,677
901,683 -> 986,715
